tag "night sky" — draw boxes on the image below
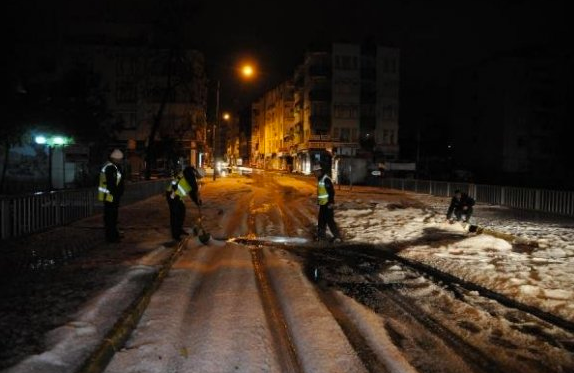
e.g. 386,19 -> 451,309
188,0 -> 570,107
7,0 -> 571,134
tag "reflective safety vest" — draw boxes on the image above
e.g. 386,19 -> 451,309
317,174 -> 330,205
166,172 -> 193,199
98,162 -> 122,202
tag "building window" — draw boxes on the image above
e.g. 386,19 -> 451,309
338,55 -> 358,70
390,58 -> 397,73
334,104 -> 359,118
333,127 -> 340,140
118,112 -> 137,130
311,103 -> 330,116
517,137 -> 525,148
116,81 -> 137,103
340,128 -> 351,142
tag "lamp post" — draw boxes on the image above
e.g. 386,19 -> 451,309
35,134 -> 71,190
211,63 -> 255,181
213,80 -> 220,181
35,135 -> 52,190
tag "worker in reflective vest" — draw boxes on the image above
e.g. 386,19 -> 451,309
98,149 -> 125,243
312,162 -> 342,242
166,165 -> 202,240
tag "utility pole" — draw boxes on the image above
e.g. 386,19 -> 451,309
213,80 -> 220,181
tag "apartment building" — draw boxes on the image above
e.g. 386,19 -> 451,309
252,42 -> 399,175
450,47 -> 572,188
251,81 -> 295,169
60,20 -> 209,176
97,46 -> 208,175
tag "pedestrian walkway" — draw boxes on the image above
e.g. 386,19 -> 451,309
0,195 -> 177,370
408,192 -> 574,248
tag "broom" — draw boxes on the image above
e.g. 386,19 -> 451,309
196,203 -> 212,244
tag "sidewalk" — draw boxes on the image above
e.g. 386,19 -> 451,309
0,195 -> 178,370
409,192 -> 574,248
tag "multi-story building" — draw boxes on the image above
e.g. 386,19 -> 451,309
59,21 -> 208,177
4,12 -> 208,192
252,42 -> 399,175
450,47 -> 572,188
251,81 -> 295,169
97,46 -> 208,175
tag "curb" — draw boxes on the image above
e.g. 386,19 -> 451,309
76,237 -> 189,373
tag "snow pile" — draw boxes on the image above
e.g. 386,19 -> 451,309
335,193 -> 574,323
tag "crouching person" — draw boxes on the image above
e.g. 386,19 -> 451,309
446,190 -> 475,223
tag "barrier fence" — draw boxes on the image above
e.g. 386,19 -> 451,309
3,177 -> 573,241
0,179 -> 167,241
381,178 -> 574,217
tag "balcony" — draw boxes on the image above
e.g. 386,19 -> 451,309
310,116 -> 331,131
310,134 -> 331,141
309,89 -> 332,102
308,66 -> 332,78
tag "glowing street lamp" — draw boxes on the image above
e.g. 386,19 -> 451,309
241,64 -> 254,79
34,134 -> 71,147
34,134 -> 72,190
35,135 -> 47,145
52,136 -> 66,146
212,62 -> 256,180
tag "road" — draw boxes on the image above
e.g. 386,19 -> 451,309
105,172 -> 574,373
2,172 -> 573,373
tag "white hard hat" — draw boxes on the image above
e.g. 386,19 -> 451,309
312,164 -> 322,171
110,149 -> 123,160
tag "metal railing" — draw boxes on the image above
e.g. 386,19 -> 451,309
381,178 -> 574,217
0,179 -> 167,241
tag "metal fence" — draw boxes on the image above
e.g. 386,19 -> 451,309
0,179 -> 167,241
381,178 -> 574,217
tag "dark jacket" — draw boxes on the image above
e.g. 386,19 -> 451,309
447,193 -> 475,218
182,166 -> 200,205
104,163 -> 124,202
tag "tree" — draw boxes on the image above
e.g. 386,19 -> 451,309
141,0 -> 207,179
1,52 -> 113,193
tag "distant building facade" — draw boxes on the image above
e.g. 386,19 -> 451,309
450,47 -> 573,188
85,43 -> 208,176
251,42 -> 400,174
251,81 -> 295,170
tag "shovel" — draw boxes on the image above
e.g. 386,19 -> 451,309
195,203 -> 212,244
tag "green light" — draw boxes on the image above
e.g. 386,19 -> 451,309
52,136 -> 65,145
34,134 -> 72,146
35,136 -> 47,144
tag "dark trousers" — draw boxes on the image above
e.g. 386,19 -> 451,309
103,201 -> 120,242
167,195 -> 186,239
454,207 -> 473,222
318,204 -> 340,240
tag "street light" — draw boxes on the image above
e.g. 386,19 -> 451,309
241,64 -> 254,79
213,80 -> 220,181
211,62 -> 256,181
34,134 -> 72,190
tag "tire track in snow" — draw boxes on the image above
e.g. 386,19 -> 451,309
105,242 -> 284,373
250,247 -> 303,373
302,245 -> 574,373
